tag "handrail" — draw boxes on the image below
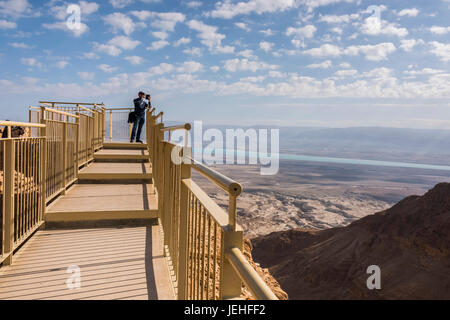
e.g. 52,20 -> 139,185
161,123 -> 192,132
39,101 -> 104,106
0,121 -> 46,128
188,157 -> 242,197
104,107 -> 133,111
41,107 -> 80,118
227,247 -> 278,300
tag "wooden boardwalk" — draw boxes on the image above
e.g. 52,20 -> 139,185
0,142 -> 175,300
0,226 -> 175,300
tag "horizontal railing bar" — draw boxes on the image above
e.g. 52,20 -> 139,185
104,107 -> 133,111
0,121 -> 46,128
161,123 -> 192,132
42,107 -> 80,118
188,157 -> 242,196
226,247 -> 278,300
39,101 -> 104,106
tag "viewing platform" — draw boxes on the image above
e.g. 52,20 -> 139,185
0,102 -> 278,301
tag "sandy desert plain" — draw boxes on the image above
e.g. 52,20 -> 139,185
193,158 -> 450,238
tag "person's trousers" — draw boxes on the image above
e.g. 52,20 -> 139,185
131,113 -> 145,142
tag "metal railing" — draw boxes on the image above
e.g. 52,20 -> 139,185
146,109 -> 277,300
1,101 -> 277,300
1,102 -> 105,265
104,107 -> 137,142
0,121 -> 46,266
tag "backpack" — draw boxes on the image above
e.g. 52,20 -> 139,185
128,111 -> 136,124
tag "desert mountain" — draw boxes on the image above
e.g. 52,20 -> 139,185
251,183 -> 450,299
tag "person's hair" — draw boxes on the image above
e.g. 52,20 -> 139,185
138,91 -> 145,96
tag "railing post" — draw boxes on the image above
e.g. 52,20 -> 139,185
75,112 -> 80,172
178,148 -> 192,300
62,119 -> 68,194
109,110 -> 113,142
86,114 -> 89,162
3,139 -> 15,265
221,226 -> 244,300
40,107 -> 47,216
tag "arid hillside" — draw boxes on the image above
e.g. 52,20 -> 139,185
252,183 -> 450,299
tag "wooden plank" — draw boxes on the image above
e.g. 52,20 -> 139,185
45,210 -> 158,222
0,226 -> 175,300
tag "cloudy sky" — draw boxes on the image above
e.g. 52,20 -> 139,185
0,0 -> 450,128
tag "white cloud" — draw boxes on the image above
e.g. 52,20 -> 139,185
49,1 -> 98,21
124,56 -> 144,65
185,1 -> 202,8
209,0 -> 298,19
361,17 -> 408,37
78,72 -> 95,80
21,58 -> 41,68
93,43 -> 122,56
148,63 -> 175,75
130,10 -> 185,34
430,26 -> 450,35
43,21 -> 89,37
223,58 -> 278,72
187,19 -> 234,54
79,1 -> 99,15
259,41 -> 274,52
98,64 -> 118,73
306,60 -> 332,69
0,0 -> 33,18
398,8 -> 419,17
400,39 -> 424,52
404,68 -> 444,76
346,43 -> 397,61
303,43 -> 396,61
430,41 -> 450,62
108,36 -> 141,50
339,62 -> 351,68
147,40 -> 170,51
318,14 -> 359,24
173,37 -> 191,47
235,22 -> 250,31
109,0 -> 161,8
0,19 -> 16,29
334,69 -> 358,77
82,52 -> 99,59
260,28 -> 274,36
177,61 -> 203,73
93,36 -> 140,56
238,49 -> 256,59
300,0 -> 358,11
286,25 -> 317,38
103,12 -> 135,35
183,47 -> 202,56
109,0 -> 133,8
55,61 -> 69,69
9,42 -> 30,48
303,44 -> 342,57
210,66 -> 220,72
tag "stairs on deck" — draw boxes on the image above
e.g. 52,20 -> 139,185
45,142 -> 158,226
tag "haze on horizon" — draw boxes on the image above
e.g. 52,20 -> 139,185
0,0 -> 450,129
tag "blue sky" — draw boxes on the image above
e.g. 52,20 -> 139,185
0,0 -> 450,128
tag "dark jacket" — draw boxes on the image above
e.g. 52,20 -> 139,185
133,98 -> 148,115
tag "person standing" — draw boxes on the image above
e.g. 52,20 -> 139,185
131,91 -> 149,143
